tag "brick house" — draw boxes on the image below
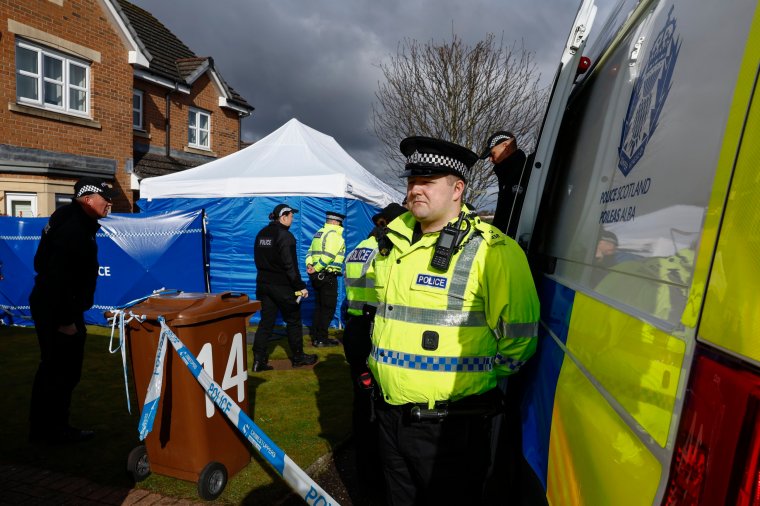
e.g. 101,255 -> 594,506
0,0 -> 253,216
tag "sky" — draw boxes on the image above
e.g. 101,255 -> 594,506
130,0 -> 582,186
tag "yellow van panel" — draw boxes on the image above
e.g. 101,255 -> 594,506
566,294 -> 686,446
685,5 -> 760,330
701,74 -> 760,359
548,354 -> 661,505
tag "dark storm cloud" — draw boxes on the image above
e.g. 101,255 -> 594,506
130,0 -> 580,178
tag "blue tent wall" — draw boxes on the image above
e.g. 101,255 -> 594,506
137,196 -> 380,328
0,210 -> 205,326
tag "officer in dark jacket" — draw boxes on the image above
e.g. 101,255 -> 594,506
29,177 -> 113,444
252,203 -> 317,371
481,131 -> 533,238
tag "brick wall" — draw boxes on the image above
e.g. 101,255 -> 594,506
0,0 -> 133,212
135,73 -> 241,159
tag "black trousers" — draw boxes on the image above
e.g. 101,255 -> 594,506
29,314 -> 87,435
309,272 -> 338,342
343,313 -> 373,380
253,283 -> 305,360
375,391 -> 503,506
343,314 -> 383,491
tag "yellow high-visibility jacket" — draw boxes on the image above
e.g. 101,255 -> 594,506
368,207 -> 540,407
344,235 -> 379,316
305,223 -> 345,274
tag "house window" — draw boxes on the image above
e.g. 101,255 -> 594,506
15,39 -> 90,117
6,193 -> 38,217
55,193 -> 73,210
133,89 -> 143,129
188,108 -> 210,149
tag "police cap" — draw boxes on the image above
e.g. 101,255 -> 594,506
270,203 -> 298,220
74,177 -> 114,202
400,136 -> 478,183
326,211 -> 345,223
372,203 -> 407,225
479,130 -> 516,160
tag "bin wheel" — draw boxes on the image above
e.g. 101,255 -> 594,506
197,461 -> 227,501
127,445 -> 151,482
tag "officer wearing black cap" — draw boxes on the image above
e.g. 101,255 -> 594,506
368,136 -> 540,504
480,130 -> 532,238
342,201 -> 407,495
29,176 -> 114,444
305,211 -> 346,347
252,204 -> 317,370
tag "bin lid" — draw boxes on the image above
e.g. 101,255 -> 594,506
126,292 -> 260,326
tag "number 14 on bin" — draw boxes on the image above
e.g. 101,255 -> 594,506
197,333 -> 246,418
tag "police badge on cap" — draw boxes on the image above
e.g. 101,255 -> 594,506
400,136 -> 478,182
73,177 -> 114,201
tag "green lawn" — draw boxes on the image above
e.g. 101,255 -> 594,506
0,324 -> 352,505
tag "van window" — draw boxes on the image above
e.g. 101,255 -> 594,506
535,1 -> 753,327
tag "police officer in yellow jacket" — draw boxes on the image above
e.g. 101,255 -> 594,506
306,211 -> 346,347
343,202 -> 407,495
368,136 -> 540,505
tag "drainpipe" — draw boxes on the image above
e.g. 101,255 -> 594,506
165,90 -> 171,157
165,83 -> 178,157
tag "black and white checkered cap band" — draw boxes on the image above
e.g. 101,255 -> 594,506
488,135 -> 512,149
326,212 -> 344,221
406,152 -> 468,175
76,185 -> 103,198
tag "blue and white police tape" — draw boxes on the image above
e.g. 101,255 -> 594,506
138,316 -> 339,505
136,322 -> 168,441
107,288 -> 180,413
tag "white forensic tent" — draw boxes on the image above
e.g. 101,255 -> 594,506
138,118 -> 403,327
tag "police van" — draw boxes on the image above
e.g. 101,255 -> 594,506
514,0 -> 760,503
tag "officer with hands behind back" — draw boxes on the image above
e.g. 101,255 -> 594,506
368,137 -> 540,505
252,204 -> 317,371
305,211 -> 346,347
29,177 -> 113,444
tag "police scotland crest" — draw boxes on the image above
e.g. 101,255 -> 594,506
618,6 -> 681,177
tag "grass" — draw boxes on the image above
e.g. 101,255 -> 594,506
0,323 -> 352,505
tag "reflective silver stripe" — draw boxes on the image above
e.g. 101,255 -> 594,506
321,229 -> 335,251
345,277 -> 374,289
347,300 -> 365,311
447,234 -> 483,310
371,346 -> 493,372
377,303 -> 487,327
495,321 -> 539,339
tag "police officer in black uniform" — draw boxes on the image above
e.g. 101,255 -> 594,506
481,131 -> 533,238
252,203 -> 317,371
29,177 -> 113,444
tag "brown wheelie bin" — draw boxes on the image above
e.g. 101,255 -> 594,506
119,291 -> 260,500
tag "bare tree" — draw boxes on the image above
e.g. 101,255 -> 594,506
372,33 -> 547,210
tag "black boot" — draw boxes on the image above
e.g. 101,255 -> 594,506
253,360 -> 273,372
312,337 -> 340,347
292,353 -> 318,367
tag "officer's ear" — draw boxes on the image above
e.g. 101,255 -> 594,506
452,177 -> 465,201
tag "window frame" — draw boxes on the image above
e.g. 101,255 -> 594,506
15,39 -> 91,117
133,89 -> 144,130
55,193 -> 73,210
6,192 -> 38,217
188,107 -> 211,150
